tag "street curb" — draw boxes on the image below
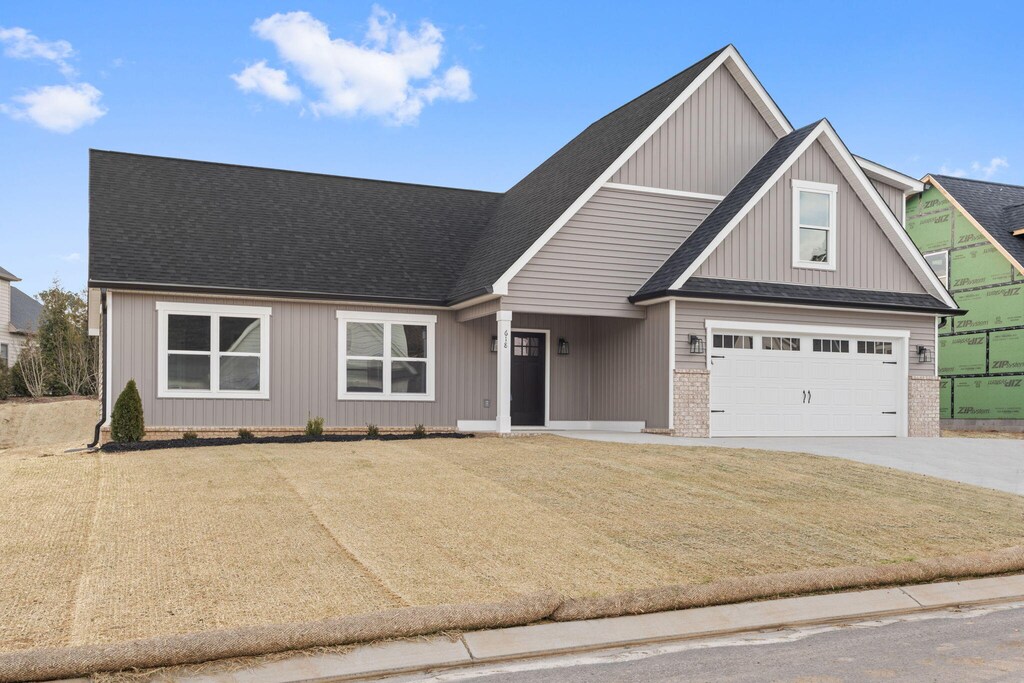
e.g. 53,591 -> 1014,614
163,573 -> 1024,682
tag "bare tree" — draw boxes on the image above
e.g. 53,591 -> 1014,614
17,339 -> 48,397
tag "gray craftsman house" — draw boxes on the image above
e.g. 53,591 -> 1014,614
88,45 -> 958,440
0,266 -> 43,367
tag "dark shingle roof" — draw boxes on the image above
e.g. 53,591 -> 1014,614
447,47 -> 729,303
647,277 -> 961,314
10,286 -> 42,333
635,121 -> 821,298
89,151 -> 503,305
0,266 -> 18,282
931,175 -> 1024,270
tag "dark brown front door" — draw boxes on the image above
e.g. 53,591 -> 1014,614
511,332 -> 545,426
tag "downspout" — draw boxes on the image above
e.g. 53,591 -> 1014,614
87,289 -> 107,449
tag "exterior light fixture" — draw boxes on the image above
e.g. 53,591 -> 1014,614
557,338 -> 570,355
689,335 -> 706,354
490,336 -> 498,353
917,345 -> 934,364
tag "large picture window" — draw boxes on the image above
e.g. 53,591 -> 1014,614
337,311 -> 436,400
157,302 -> 271,399
792,179 -> 837,270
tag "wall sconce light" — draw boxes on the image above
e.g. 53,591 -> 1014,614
917,345 -> 934,364
689,334 -> 706,354
490,336 -> 498,353
557,338 -> 570,355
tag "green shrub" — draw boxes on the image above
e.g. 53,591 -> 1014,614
366,423 -> 380,438
0,363 -> 12,400
182,431 -> 198,441
110,379 -> 145,443
238,428 -> 254,440
413,423 -> 426,437
305,416 -> 324,437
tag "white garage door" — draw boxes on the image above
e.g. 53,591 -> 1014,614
709,329 -> 904,437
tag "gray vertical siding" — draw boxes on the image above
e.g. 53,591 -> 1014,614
870,178 -> 906,224
511,312 -> 592,422
505,187 -> 717,317
695,141 -> 928,293
674,300 -> 937,377
610,66 -> 777,196
590,302 -> 670,428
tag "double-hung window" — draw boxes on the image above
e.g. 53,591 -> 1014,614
337,311 -> 436,400
157,302 -> 271,399
925,251 -> 949,289
792,179 -> 838,270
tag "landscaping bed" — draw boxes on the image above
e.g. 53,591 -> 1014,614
101,431 -> 473,452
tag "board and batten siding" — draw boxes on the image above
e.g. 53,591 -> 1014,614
869,178 -> 906,224
674,300 -> 937,377
695,141 -> 928,293
610,65 -> 777,196
504,187 -> 717,317
511,312 -> 592,422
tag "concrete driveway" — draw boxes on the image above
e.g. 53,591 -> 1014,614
557,432 -> 1024,495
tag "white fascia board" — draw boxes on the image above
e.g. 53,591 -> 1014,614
668,121 -> 829,290
820,125 -> 958,309
491,46 -> 790,294
854,155 -> 925,193
603,182 -> 725,202
721,48 -> 793,137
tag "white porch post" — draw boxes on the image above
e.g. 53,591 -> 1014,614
496,310 -> 512,434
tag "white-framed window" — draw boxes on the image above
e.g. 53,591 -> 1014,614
712,334 -> 753,349
0,343 -> 7,367
156,302 -> 271,399
762,336 -> 800,351
925,251 -> 949,289
813,338 -> 849,353
792,179 -> 838,270
337,311 -> 436,401
857,340 -> 893,355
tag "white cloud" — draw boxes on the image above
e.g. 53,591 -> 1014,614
971,157 -> 1009,180
938,163 -> 967,178
0,26 -> 75,76
2,83 -> 106,133
231,60 -> 302,103
242,7 -> 472,124
58,252 -> 82,262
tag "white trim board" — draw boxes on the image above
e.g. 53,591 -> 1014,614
648,295 -> 945,318
664,120 -> 958,309
855,155 -> 924,193
603,182 -> 725,202
456,420 -> 645,433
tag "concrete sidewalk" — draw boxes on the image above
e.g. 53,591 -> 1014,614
170,574 -> 1024,683
557,431 -> 1024,495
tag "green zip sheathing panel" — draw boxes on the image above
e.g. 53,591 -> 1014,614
906,186 -> 1024,422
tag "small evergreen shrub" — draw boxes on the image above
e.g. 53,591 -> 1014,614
0,363 -> 12,400
366,423 -> 380,438
238,428 -> 254,440
182,431 -> 198,441
110,379 -> 145,443
413,423 -> 426,437
305,416 -> 324,437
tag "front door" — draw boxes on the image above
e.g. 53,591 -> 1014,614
511,332 -> 546,426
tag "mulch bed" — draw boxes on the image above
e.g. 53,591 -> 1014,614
101,432 -> 473,452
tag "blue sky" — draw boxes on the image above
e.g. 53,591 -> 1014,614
2,1 -> 1022,297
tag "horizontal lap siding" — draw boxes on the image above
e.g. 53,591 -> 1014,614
111,291 -> 495,428
696,141 -> 927,293
505,188 -> 717,317
674,300 -> 936,377
610,66 -> 777,196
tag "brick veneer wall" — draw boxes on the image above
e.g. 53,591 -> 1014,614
908,376 -> 941,437
672,369 -> 710,438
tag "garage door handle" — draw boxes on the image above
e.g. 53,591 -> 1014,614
711,410 -> 725,413
883,361 -> 898,365
882,411 -> 897,415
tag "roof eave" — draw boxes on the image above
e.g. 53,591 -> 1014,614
629,288 -> 965,316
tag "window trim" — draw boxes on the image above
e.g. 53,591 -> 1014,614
792,179 -> 838,271
924,250 -> 949,289
336,311 -> 437,401
156,301 -> 272,400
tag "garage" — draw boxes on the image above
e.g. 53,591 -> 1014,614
708,324 -> 908,437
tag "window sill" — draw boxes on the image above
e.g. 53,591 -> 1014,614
158,390 -> 270,400
338,393 -> 436,402
793,261 -> 836,271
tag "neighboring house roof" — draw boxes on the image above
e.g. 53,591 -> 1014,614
89,152 -> 503,305
664,277 -> 960,315
10,286 -> 42,333
927,175 -> 1024,273
0,265 -> 19,282
447,47 -> 728,303
634,121 -> 821,298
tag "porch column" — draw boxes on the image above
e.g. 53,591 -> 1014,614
496,310 -> 512,434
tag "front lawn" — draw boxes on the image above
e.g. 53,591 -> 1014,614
2,435 -> 1022,655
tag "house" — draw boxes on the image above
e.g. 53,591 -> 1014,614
905,175 -> 1024,430
0,266 -> 43,367
88,45 -> 959,441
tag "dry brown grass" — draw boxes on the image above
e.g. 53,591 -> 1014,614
0,397 -> 97,452
1,435 -> 1022,656
943,429 -> 1024,440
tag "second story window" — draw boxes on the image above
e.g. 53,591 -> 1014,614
925,251 -> 949,289
792,180 -> 837,271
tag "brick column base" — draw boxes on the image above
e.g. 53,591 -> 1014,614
908,376 -> 941,437
673,369 -> 710,438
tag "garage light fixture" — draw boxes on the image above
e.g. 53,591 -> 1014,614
557,338 -> 570,355
917,345 -> 934,364
689,335 -> 706,354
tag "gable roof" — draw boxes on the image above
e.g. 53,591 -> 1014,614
447,47 -> 730,303
927,175 -> 1024,273
0,266 -> 19,282
10,286 -> 42,333
89,151 -> 502,305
